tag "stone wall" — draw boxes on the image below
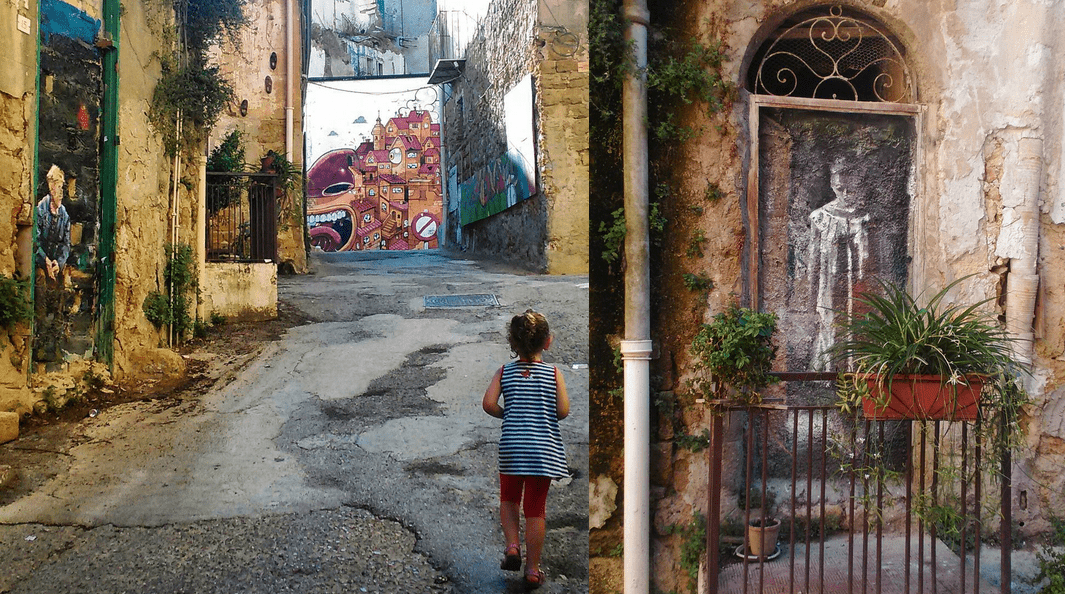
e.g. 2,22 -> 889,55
0,89 -> 35,413
443,0 -> 538,265
108,0 -> 194,382
0,0 -> 38,410
442,0 -> 588,274
535,25 -> 589,274
589,1 -> 1065,592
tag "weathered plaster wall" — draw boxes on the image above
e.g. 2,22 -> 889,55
201,263 -> 278,322
588,1 -> 1065,592
442,0 -> 588,274
110,0 -> 191,381
211,0 -> 307,274
0,1 -> 38,413
0,0 -> 200,413
307,0 -> 434,77
1,0 -> 40,100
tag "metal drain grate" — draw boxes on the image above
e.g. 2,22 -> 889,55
423,294 -> 499,308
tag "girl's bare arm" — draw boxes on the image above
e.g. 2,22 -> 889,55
482,367 -> 505,418
555,367 -> 570,420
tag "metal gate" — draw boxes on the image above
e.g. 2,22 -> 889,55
705,376 -> 1013,594
205,172 -> 278,263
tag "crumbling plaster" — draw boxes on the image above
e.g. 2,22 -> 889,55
108,0 -> 194,382
0,0 -> 39,413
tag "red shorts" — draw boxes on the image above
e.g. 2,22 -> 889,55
499,474 -> 551,519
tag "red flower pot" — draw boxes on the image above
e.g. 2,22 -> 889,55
860,374 -> 983,421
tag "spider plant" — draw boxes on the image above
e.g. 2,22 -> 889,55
829,276 -> 1028,418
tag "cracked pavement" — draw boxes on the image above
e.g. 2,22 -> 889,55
0,251 -> 589,593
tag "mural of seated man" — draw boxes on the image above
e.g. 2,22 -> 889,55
34,164 -> 72,363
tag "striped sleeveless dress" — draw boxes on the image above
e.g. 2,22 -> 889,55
497,360 -> 569,479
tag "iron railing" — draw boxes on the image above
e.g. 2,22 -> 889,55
705,374 -> 1012,594
205,172 -> 277,263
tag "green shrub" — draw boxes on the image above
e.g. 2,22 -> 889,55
0,275 -> 32,329
142,244 -> 198,342
1038,517 -> 1065,594
689,304 -> 779,403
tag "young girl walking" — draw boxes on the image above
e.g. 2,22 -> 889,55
482,310 -> 570,589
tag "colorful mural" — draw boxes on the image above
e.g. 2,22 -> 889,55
458,74 -> 537,226
306,100 -> 443,251
457,153 -> 535,226
34,0 -> 103,366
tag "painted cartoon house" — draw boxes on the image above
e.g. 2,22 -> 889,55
307,109 -> 442,251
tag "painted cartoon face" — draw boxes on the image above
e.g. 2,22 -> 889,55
306,149 -> 361,252
307,149 -> 358,200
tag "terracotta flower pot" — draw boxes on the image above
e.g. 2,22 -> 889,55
860,374 -> 983,421
746,517 -> 780,559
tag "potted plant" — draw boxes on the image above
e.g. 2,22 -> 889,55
689,303 -> 779,404
746,517 -> 781,559
829,277 -> 1026,421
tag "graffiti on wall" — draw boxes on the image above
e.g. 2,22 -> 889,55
458,74 -> 537,226
34,0 -> 103,366
757,108 -> 914,394
305,78 -> 442,251
457,153 -> 535,226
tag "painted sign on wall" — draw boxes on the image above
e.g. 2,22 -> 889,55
305,77 -> 443,251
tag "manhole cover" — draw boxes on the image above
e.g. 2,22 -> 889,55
424,294 -> 499,308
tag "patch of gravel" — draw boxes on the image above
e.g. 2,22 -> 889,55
1,507 -> 450,594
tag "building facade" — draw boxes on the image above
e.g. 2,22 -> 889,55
589,1 -> 1065,592
439,0 -> 588,274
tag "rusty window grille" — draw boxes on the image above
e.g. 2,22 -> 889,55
705,376 -> 1013,594
750,5 -> 914,103
205,172 -> 278,263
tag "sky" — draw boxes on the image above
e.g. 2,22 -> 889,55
305,76 -> 441,166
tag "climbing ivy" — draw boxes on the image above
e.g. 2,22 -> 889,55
148,0 -> 248,156
142,243 -> 198,342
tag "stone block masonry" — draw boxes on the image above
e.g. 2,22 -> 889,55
0,411 -> 18,444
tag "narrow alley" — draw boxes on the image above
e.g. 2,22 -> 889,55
0,250 -> 589,593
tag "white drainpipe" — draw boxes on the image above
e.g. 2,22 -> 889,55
622,0 -> 651,593
285,0 -> 295,161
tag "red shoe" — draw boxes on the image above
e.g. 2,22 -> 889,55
500,544 -> 521,571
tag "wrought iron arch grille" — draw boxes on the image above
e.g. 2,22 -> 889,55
753,5 -> 913,103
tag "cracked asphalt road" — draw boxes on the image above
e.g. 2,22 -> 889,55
0,251 -> 589,593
